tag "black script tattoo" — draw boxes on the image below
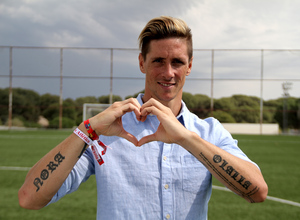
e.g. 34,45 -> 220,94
47,162 -> 58,173
212,154 -> 252,190
54,152 -> 65,165
199,152 -> 259,203
33,152 -> 65,192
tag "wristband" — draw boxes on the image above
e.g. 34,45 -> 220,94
84,119 -> 99,140
73,128 -> 93,145
97,140 -> 107,155
74,127 -> 108,166
91,145 -> 104,165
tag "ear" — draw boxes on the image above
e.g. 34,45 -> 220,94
186,56 -> 193,76
139,53 -> 146,73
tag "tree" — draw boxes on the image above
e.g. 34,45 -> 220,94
98,95 -> 122,103
274,97 -> 300,129
229,95 -> 260,123
75,96 -> 99,125
263,99 -> 281,123
12,88 -> 40,123
212,110 -> 236,123
192,94 -> 211,119
0,88 -> 9,124
182,92 -> 197,110
40,93 -> 59,118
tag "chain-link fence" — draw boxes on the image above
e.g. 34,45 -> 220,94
0,46 -> 299,131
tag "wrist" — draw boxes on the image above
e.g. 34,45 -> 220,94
177,130 -> 198,151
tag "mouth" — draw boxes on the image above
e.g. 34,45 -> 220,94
158,82 -> 176,87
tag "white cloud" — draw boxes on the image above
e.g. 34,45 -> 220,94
0,0 -> 299,100
185,0 -> 300,49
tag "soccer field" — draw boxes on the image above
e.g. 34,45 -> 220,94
0,130 -> 299,219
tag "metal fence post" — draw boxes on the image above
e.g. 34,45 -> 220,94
210,49 -> 214,116
59,48 -> 63,129
110,48 -> 113,104
260,49 -> 264,134
8,47 -> 13,129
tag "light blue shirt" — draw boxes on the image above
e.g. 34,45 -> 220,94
49,94 -> 257,220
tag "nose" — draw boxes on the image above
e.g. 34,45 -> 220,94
162,62 -> 174,79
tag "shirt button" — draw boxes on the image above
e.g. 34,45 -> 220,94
164,184 -> 169,189
166,214 -> 170,219
163,156 -> 167,161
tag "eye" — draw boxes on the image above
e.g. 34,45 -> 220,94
153,58 -> 163,63
172,59 -> 184,65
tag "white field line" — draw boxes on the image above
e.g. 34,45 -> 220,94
0,166 -> 31,171
1,166 -> 299,208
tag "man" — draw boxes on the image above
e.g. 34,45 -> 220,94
19,16 -> 268,219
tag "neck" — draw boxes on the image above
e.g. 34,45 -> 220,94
142,94 -> 182,116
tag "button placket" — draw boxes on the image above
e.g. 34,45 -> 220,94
161,143 -> 172,219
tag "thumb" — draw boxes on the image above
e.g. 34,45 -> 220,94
120,130 -> 139,146
137,134 -> 157,147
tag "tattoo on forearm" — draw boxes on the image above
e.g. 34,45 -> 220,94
199,152 -> 259,203
78,143 -> 88,158
33,152 -> 65,192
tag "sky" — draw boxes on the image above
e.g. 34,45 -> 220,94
0,0 -> 299,101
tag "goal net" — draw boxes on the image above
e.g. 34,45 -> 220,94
83,103 -> 111,121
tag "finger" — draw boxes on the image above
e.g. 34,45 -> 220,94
120,98 -> 142,120
137,133 -> 157,146
140,105 -> 163,119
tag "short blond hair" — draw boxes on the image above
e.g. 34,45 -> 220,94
138,16 -> 193,60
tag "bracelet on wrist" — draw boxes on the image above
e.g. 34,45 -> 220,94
73,127 -> 107,166
84,119 -> 99,140
73,128 -> 93,145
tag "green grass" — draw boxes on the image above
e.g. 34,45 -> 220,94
0,130 -> 299,219
209,134 -> 300,219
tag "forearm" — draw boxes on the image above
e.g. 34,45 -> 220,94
18,123 -> 88,210
180,131 -> 268,203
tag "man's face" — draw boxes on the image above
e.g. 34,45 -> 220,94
139,38 -> 193,104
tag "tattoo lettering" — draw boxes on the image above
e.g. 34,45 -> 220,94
33,152 -> 65,192
47,162 -> 58,173
54,152 -> 65,165
212,154 -> 252,190
33,178 -> 43,192
40,169 -> 49,180
199,152 -> 259,203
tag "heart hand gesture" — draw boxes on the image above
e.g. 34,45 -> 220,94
89,97 -> 189,147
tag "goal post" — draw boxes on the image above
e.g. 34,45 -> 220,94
83,103 -> 111,121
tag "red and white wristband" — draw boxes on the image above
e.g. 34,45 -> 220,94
74,128 -> 93,145
73,127 -> 108,166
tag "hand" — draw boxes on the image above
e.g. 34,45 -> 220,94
89,98 -> 143,146
138,98 -> 188,146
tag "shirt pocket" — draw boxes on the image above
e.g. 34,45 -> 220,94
181,154 -> 211,194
